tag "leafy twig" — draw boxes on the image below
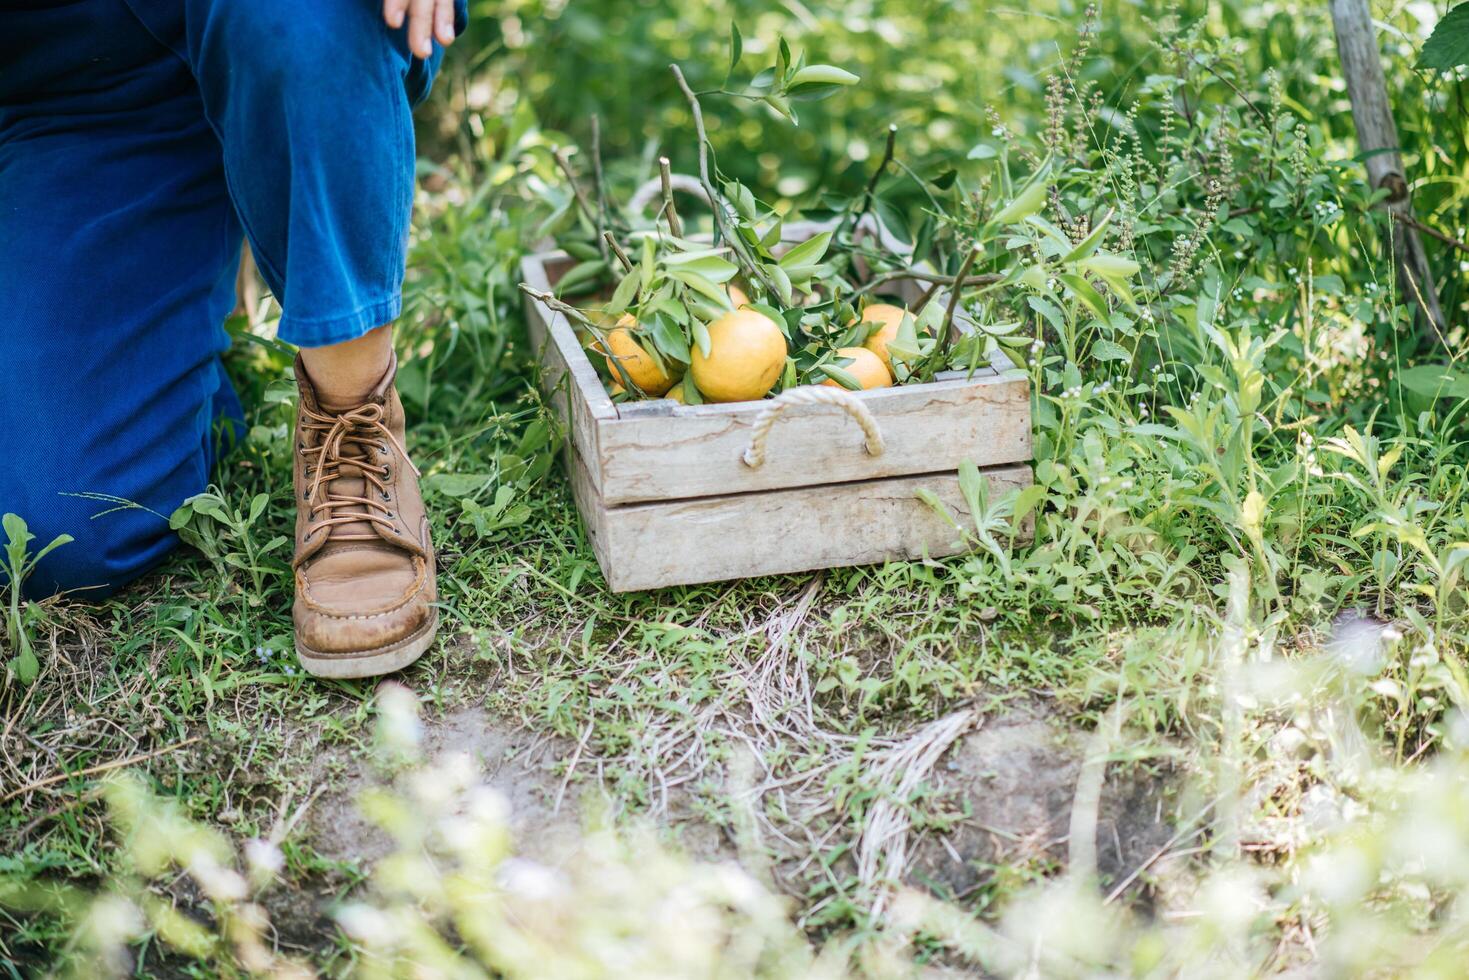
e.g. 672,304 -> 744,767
518,284 -> 645,395
851,124 -> 898,234
553,147 -> 606,259
604,232 -> 635,272
916,244 -> 983,378
590,115 -> 612,238
860,268 -> 1003,292
668,63 -> 780,297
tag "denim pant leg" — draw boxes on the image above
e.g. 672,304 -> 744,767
0,0 -> 244,600
127,0 -> 462,347
0,0 -> 457,599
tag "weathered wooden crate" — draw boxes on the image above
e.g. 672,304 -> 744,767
521,228 -> 1033,592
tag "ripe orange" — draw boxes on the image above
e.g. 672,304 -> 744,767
600,314 -> 679,396
822,346 -> 892,390
728,284 -> 751,309
690,309 -> 787,403
858,303 -> 907,372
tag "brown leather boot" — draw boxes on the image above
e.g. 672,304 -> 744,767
291,352 -> 437,678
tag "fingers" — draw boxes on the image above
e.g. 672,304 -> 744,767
406,0 -> 436,58
382,0 -> 409,29
435,0 -> 457,47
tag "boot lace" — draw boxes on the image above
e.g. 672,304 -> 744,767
299,402 -> 420,542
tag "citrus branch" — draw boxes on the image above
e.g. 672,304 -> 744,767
603,232 -> 634,272
850,124 -> 897,236
659,156 -> 685,238
553,147 -> 606,259
518,284 -> 646,396
668,63 -> 780,298
915,244 -> 983,378
590,114 -> 613,236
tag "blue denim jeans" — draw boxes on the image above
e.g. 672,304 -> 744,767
0,0 -> 463,598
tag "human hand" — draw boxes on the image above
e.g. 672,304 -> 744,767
383,0 -> 457,59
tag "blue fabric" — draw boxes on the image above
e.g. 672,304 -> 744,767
0,0 -> 461,599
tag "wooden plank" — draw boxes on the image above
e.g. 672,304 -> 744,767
1329,0 -> 1445,340
592,363 -> 1030,504
568,451 -> 1033,592
520,253 -> 618,498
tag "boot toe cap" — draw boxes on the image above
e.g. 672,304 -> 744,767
294,550 -> 434,656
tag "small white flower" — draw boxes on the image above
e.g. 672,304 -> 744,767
245,838 -> 285,878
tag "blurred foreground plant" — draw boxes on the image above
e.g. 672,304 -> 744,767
0,685 -> 839,978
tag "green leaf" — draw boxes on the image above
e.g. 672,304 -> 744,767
929,169 -> 958,190
789,83 -> 851,103
778,231 -> 833,271
762,93 -> 796,123
726,22 -> 743,80
786,65 -> 860,88
1399,364 -> 1469,399
767,264 -> 794,306
605,267 -> 641,315
426,473 -> 494,497
1079,252 -> 1141,280
692,318 -> 713,359
992,178 -> 1048,226
873,199 -> 912,246
818,364 -> 863,390
640,236 -> 656,293
664,253 -> 738,283
1418,4 -> 1469,71
555,259 -> 608,296
12,645 -> 38,685
669,269 -> 732,305
1061,212 -> 1113,264
648,313 -> 692,364
3,512 -> 32,552
1058,273 -> 1112,324
747,303 -> 790,339
1092,339 -> 1132,363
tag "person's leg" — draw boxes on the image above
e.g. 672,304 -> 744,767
149,0 -> 464,676
0,0 -> 245,600
300,325 -> 397,406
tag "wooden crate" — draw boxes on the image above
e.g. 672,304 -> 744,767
520,232 -> 1033,592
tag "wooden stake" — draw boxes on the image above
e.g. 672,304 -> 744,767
1329,0 -> 1447,344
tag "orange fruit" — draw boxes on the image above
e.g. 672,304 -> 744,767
600,314 -> 679,396
822,346 -> 892,390
858,303 -> 907,372
690,309 -> 787,403
728,284 -> 751,309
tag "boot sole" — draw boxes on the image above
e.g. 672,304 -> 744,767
295,609 -> 439,679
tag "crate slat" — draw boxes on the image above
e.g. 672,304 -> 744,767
568,450 -> 1033,592
592,369 -> 1030,504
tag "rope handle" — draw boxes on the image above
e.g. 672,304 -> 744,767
742,386 -> 886,468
